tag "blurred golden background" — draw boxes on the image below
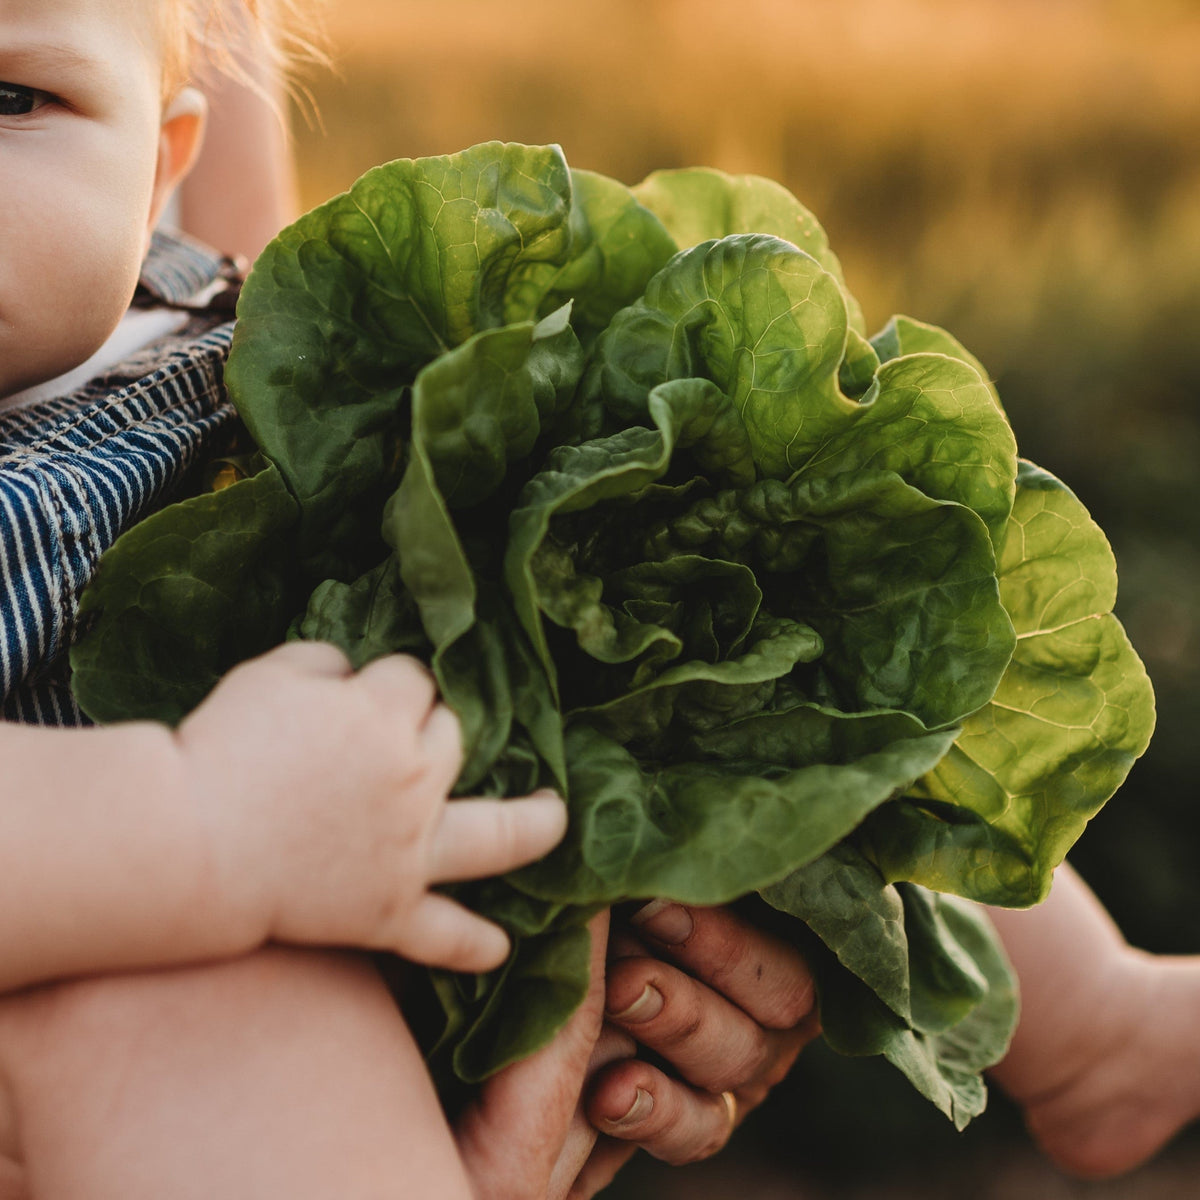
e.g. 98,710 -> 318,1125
297,0 -> 1200,370
293,1 -> 1200,1194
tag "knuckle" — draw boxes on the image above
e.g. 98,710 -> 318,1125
737,1031 -> 774,1086
701,934 -> 751,991
704,1030 -> 769,1093
761,976 -> 816,1030
666,1124 -> 730,1166
371,892 -> 403,943
759,1053 -> 793,1091
491,803 -> 524,865
656,991 -> 704,1048
759,1028 -> 808,1089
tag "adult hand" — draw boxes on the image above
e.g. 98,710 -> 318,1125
454,903 -> 819,1198
579,903 -> 820,1191
455,910 -> 637,1200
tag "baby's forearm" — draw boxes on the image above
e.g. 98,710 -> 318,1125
985,865 -> 1200,1177
0,721 -> 252,993
987,863 -> 1138,1097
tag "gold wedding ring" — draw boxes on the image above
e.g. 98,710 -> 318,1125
719,1089 -> 739,1134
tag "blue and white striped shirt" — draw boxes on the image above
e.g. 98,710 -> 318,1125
1,233 -> 240,725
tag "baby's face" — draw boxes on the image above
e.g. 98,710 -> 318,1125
0,0 -> 169,399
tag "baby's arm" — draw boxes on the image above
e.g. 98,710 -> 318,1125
0,947 -> 479,1200
0,641 -> 567,994
988,864 -> 1200,1177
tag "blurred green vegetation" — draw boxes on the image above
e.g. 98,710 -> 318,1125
295,0 -> 1200,1188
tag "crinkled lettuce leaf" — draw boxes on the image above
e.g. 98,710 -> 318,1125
632,165 -> 867,335
862,460 -> 1156,905
761,845 -> 1017,1128
69,142 -> 1154,1126
71,462 -> 301,724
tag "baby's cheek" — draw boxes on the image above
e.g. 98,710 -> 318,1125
28,208 -> 146,376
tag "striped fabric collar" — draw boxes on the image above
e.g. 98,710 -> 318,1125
136,229 -> 240,309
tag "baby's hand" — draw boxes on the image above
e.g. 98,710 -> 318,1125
988,870 -> 1200,1178
1001,950 -> 1200,1178
173,642 -> 567,974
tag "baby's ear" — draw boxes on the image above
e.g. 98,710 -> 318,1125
147,87 -> 209,234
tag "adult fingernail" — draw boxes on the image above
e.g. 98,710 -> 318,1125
606,983 -> 664,1024
607,1087 -> 654,1129
630,899 -> 693,946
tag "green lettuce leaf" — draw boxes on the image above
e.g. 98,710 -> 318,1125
531,168 -> 679,345
763,857 -> 1017,1129
511,355 -> 1015,734
445,920 -> 594,1084
68,144 -> 1154,1127
582,234 -> 856,479
514,723 -> 958,907
862,461 -> 1157,905
632,165 -> 866,334
71,463 -> 300,724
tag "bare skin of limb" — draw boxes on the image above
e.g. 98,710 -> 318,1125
988,864 -> 1200,1178
0,647 -> 567,993
0,646 -> 569,1199
0,949 -> 475,1200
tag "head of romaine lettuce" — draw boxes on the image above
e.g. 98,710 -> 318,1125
70,142 -> 1154,1129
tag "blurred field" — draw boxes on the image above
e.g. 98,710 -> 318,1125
298,0 -> 1200,361
293,1 -> 1200,1194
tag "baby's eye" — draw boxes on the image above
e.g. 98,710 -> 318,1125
0,82 -> 50,117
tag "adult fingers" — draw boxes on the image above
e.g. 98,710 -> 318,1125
566,1140 -> 637,1200
607,925 -> 649,960
457,912 -> 611,1200
428,793 -> 568,882
604,953 -> 814,1095
546,1025 -> 636,1200
627,901 -> 816,1030
585,1058 -> 741,1167
563,1023 -> 640,1200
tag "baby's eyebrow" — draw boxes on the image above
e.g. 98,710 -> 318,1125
0,42 -> 98,80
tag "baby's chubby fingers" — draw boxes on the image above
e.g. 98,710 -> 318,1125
178,641 -> 566,972
398,893 -> 513,973
430,791 -> 568,882
354,652 -> 439,725
257,639 -> 356,677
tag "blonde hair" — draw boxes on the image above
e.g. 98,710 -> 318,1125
160,0 -> 326,97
